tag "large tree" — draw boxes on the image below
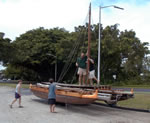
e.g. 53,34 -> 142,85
0,32 -> 13,64
119,30 -> 149,80
9,27 -> 74,81
3,24 -> 149,84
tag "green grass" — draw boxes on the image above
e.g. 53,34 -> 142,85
112,85 -> 150,89
118,92 -> 150,110
0,83 -> 30,89
97,92 -> 150,110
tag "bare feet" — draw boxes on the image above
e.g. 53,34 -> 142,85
52,111 -> 57,113
19,106 -> 23,108
9,105 -> 12,108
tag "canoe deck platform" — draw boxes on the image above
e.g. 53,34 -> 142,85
41,82 -> 112,90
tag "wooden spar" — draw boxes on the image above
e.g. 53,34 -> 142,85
87,3 -> 91,84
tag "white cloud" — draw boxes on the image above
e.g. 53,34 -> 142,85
0,0 -> 90,40
92,1 -> 150,46
0,0 -> 150,47
0,0 -> 150,70
0,63 -> 5,70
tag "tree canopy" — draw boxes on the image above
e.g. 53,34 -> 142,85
1,24 -> 150,84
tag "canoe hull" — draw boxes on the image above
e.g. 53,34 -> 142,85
30,85 -> 97,105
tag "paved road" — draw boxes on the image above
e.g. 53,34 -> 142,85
113,88 -> 150,92
0,86 -> 150,123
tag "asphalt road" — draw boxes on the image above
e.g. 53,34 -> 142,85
113,88 -> 150,92
0,86 -> 150,123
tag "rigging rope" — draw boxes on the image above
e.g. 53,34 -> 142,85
57,11 -> 89,83
58,27 -> 88,83
58,32 -> 83,83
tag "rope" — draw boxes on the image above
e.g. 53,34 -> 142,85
57,38 -> 80,82
71,67 -> 78,84
58,33 -> 83,83
58,27 -> 87,83
57,11 -> 89,83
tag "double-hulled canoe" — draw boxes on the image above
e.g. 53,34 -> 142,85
30,83 -> 98,105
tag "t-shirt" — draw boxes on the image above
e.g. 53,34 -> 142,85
77,56 -> 87,69
15,84 -> 20,94
48,83 -> 56,99
89,60 -> 95,71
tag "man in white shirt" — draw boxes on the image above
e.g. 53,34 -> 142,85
10,80 -> 23,108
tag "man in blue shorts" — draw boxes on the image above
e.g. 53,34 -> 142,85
10,80 -> 23,108
48,78 -> 56,113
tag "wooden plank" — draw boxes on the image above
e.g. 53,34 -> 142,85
41,82 -> 111,90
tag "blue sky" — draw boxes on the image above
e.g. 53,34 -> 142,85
92,0 -> 149,6
0,0 -> 150,70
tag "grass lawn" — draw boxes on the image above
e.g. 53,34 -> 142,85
0,83 -> 29,89
118,92 -> 150,110
112,85 -> 150,89
97,92 -> 150,110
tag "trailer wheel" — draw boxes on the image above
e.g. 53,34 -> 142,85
105,101 -> 117,107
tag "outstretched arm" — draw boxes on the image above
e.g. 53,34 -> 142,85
86,51 -> 88,56
88,58 -> 94,64
76,62 -> 78,67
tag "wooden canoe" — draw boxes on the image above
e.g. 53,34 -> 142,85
29,84 -> 98,105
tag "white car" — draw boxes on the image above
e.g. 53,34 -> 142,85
2,78 -> 7,82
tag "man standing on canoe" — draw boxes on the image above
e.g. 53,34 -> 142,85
76,52 -> 87,85
10,80 -> 23,108
48,78 -> 56,113
88,58 -> 99,85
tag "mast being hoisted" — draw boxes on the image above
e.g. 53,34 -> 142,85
97,6 -> 101,85
87,3 -> 91,84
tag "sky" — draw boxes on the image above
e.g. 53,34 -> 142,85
0,0 -> 150,70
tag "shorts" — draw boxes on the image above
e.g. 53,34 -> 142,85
15,92 -> 21,99
48,99 -> 56,105
89,70 -> 96,79
77,68 -> 86,76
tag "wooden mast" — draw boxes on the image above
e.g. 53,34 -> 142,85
87,3 -> 91,84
